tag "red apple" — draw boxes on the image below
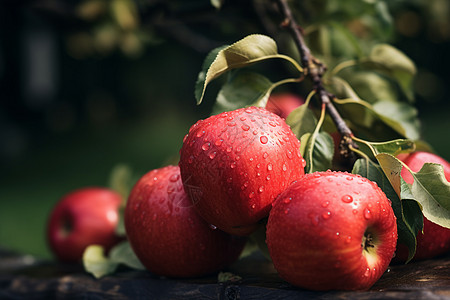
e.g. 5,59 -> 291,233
179,106 -> 306,236
395,151 -> 450,262
265,92 -> 304,119
124,165 -> 246,278
47,187 -> 123,263
266,171 -> 398,291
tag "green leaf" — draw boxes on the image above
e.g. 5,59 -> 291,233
352,137 -> 415,161
302,131 -> 334,173
212,71 -> 273,115
83,245 -> 119,279
286,103 -> 318,141
109,241 -> 145,270
83,241 -> 144,279
377,153 -> 450,229
373,101 -> 420,140
366,44 -> 417,101
194,34 -> 301,105
352,158 -> 421,262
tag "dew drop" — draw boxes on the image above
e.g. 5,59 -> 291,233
227,177 -> 233,183
258,186 -> 265,193
284,208 -> 290,215
346,236 -> 352,244
230,162 -> 237,169
241,125 -> 250,131
245,108 -> 253,114
249,192 -> 255,199
196,130 -> 205,138
267,163 -> 273,171
209,224 -> 217,230
322,201 -> 330,208
251,203 -> 256,209
266,175 -> 271,181
226,147 -> 232,153
269,121 -> 277,127
209,152 -> 217,159
364,208 -> 372,220
282,164 -> 287,172
322,211 -> 331,219
286,150 -> 293,159
352,209 -> 358,215
188,156 -> 194,164
341,195 -> 353,203
283,197 -> 292,204
215,139 -> 223,146
364,268 -> 370,277
202,143 -> 210,151
169,174 -> 180,182
253,130 -> 258,135
260,136 -> 268,144
263,152 -> 269,159
301,158 -> 306,168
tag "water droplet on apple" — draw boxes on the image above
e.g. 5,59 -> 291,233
286,150 -> 293,159
267,163 -> 273,171
230,162 -> 237,169
301,158 -> 306,168
322,211 -> 331,219
196,130 -> 205,138
284,208 -> 290,214
352,209 -> 358,215
258,186 -> 264,193
249,192 -> 255,199
215,139 -> 223,146
266,175 -> 271,181
364,268 -> 370,277
345,236 -> 352,244
202,143 -> 210,151
226,147 -> 232,153
260,136 -> 268,144
263,152 -> 268,159
209,152 -> 217,159
282,164 -> 287,172
209,224 -> 217,230
251,203 -> 256,209
241,125 -> 250,131
169,174 -> 180,182
341,195 -> 353,203
322,201 -> 330,208
364,208 -> 372,220
188,156 -> 194,164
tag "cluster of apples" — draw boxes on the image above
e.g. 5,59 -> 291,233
46,93 -> 450,291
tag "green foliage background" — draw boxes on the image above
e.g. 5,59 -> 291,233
0,0 -> 449,259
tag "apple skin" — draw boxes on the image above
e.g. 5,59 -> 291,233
124,165 -> 246,278
179,106 -> 305,236
47,187 -> 123,263
266,171 -> 398,291
394,151 -> 450,262
265,93 -> 304,119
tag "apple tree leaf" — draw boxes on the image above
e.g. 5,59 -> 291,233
376,153 -> 450,229
366,44 -> 417,101
352,158 -> 421,262
83,245 -> 119,279
194,34 -> 302,105
352,138 -> 415,161
83,241 -> 144,279
373,101 -> 420,140
212,71 -> 274,115
286,102 -> 318,141
301,131 -> 334,174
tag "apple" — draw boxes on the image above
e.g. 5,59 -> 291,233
394,151 -> 450,262
47,187 -> 123,263
265,92 -> 304,119
124,165 -> 246,278
266,171 -> 398,291
179,106 -> 306,236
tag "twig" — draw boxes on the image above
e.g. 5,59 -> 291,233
272,0 -> 358,162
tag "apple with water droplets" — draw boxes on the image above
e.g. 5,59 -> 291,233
266,92 -> 304,119
394,151 -> 450,262
179,106 -> 306,236
47,187 -> 123,263
124,165 -> 246,278
266,171 -> 398,291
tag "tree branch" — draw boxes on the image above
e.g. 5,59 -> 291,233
273,0 -> 358,162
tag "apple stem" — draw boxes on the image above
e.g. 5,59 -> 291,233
272,0 -> 359,163
363,232 -> 375,250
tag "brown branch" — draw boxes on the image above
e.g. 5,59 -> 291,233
273,0 -> 358,162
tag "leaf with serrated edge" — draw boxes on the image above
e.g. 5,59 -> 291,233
83,245 -> 119,279
377,153 -> 450,229
195,34 -> 301,105
286,104 -> 318,140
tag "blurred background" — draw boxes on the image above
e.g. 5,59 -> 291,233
0,0 -> 449,260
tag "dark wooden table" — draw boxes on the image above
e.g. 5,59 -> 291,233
1,248 -> 450,299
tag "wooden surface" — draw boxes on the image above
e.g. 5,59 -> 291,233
1,248 -> 450,299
